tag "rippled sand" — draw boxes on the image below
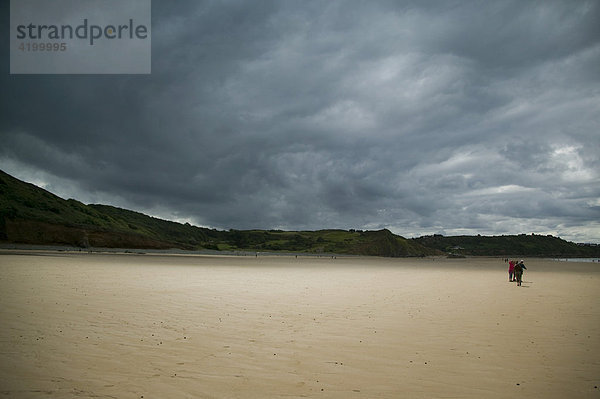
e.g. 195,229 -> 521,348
0,252 -> 598,398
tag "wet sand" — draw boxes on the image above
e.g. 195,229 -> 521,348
0,252 -> 599,398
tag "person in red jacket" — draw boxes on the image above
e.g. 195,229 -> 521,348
508,259 -> 515,282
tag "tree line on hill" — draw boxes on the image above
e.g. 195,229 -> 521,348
1,170 -> 598,257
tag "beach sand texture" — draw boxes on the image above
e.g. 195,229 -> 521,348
0,253 -> 598,398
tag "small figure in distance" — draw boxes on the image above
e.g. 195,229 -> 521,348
514,260 -> 527,286
508,259 -> 516,282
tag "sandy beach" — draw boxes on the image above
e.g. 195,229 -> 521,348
0,252 -> 598,398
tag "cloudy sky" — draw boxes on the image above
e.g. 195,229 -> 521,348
2,1 -> 599,242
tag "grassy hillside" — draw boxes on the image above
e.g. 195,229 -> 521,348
0,170 -> 437,256
223,228 -> 438,257
2,170 -> 596,257
0,170 -> 220,249
413,234 -> 600,257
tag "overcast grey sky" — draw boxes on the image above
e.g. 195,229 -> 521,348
2,1 -> 599,242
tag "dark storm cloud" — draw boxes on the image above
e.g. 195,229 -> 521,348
1,0 -> 599,242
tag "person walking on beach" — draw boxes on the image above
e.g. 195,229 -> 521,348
508,259 -> 516,282
514,260 -> 527,286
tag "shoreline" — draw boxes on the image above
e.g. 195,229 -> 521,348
1,242 -> 599,262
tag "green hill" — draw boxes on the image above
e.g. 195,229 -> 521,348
0,170 -> 223,249
413,234 -> 599,257
2,169 -> 596,257
224,228 -> 438,257
0,170 -> 437,256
